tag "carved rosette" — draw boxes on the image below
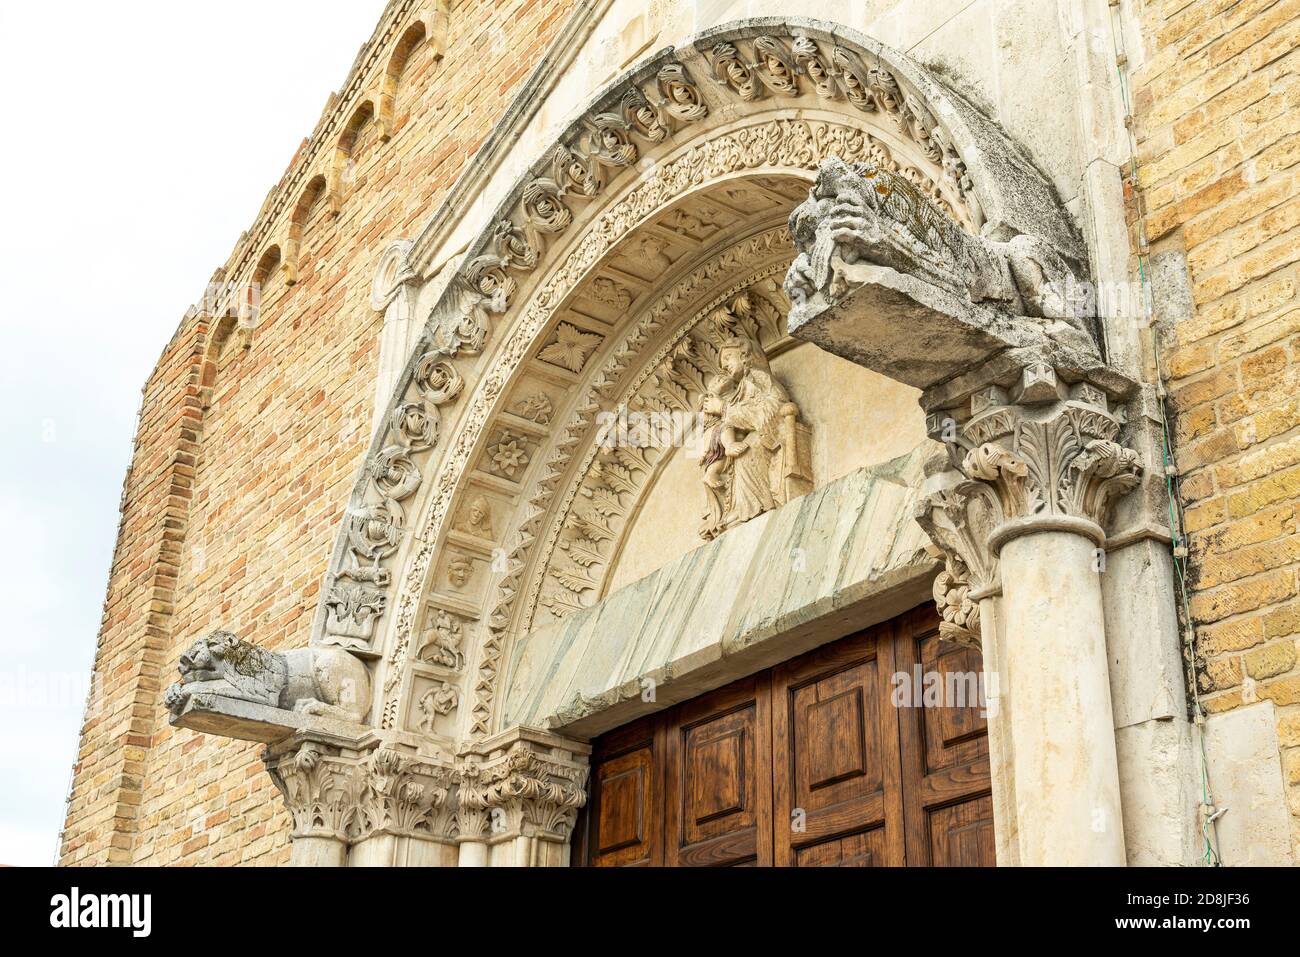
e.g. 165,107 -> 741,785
932,554 -> 983,648
456,739 -> 589,843
916,364 -> 1143,626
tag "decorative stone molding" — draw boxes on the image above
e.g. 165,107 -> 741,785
914,362 -> 1143,605
264,735 -> 459,849
456,729 -> 589,844
353,746 -> 456,843
265,738 -> 365,845
536,274 -> 801,622
782,156 -> 1145,636
305,20 -> 1095,748
699,33 -> 977,218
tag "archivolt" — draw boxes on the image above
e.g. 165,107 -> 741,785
308,19 -> 1085,742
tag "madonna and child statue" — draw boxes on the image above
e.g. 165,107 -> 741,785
698,294 -> 812,541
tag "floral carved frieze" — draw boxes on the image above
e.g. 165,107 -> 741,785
700,34 -> 978,219
538,281 -> 804,620
318,61 -> 713,659
456,739 -> 589,842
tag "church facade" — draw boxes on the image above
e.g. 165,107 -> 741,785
60,0 -> 1300,866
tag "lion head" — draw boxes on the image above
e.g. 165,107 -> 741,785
176,631 -> 240,684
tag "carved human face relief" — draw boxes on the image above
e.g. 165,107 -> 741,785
447,557 -> 473,588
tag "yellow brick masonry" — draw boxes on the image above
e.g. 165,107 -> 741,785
1134,0 -> 1300,837
59,0 -> 579,866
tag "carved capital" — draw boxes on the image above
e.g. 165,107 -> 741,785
354,747 -> 456,842
947,377 -> 1143,540
917,364 -> 1144,619
265,740 -> 364,843
456,731 -> 589,843
915,459 -> 1004,606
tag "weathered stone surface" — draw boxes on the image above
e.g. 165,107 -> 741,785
163,630 -> 372,725
784,157 -> 1101,392
170,694 -> 370,745
501,449 -> 936,738
1203,703 -> 1296,866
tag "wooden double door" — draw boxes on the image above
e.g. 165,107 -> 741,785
573,606 -> 995,867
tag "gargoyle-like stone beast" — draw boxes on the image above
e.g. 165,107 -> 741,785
163,630 -> 370,723
785,158 -> 1098,355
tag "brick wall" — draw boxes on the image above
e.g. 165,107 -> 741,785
60,0 -> 578,866
1136,0 -> 1300,846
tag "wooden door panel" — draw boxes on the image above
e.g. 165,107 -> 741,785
895,608 -> 995,867
584,716 -> 663,867
918,635 -> 989,775
794,827 -> 887,867
665,675 -> 772,867
928,794 -> 996,867
576,604 -> 996,867
772,623 -> 906,867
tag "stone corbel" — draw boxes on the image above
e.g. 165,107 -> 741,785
785,157 -> 1145,864
784,156 -> 1147,615
163,629 -> 373,743
454,727 -> 590,866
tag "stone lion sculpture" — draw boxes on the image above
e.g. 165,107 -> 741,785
163,630 -> 370,723
785,157 -> 1096,353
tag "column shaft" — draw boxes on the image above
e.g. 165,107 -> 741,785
999,530 -> 1125,865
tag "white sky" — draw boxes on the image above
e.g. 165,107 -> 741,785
0,0 -> 390,865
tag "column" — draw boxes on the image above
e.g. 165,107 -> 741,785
918,363 -> 1142,865
264,735 -> 364,868
348,746 -> 459,866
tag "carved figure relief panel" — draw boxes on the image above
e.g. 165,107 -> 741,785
535,267 -> 804,625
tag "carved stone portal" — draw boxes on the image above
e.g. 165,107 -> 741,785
783,155 -> 1145,867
